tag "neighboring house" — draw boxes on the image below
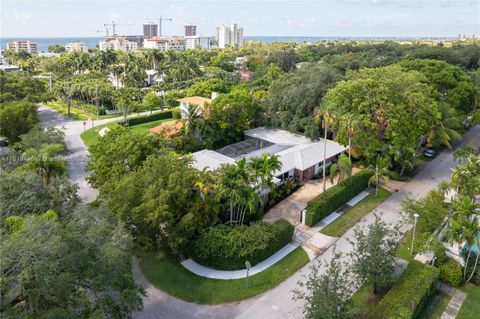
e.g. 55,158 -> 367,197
191,127 -> 348,184
177,96 -> 212,119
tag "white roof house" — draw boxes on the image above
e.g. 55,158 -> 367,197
191,127 -> 348,182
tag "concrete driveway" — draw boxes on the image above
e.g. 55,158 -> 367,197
264,168 -> 362,226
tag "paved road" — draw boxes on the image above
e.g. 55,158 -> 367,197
38,106 -> 158,202
38,105 -> 480,319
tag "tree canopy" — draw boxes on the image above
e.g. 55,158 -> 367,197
323,65 -> 439,167
264,64 -> 343,139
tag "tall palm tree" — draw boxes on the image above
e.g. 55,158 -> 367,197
427,103 -> 462,148
318,110 -> 333,192
368,157 -> 391,197
217,161 -> 251,225
329,154 -> 352,185
22,144 -> 66,187
340,113 -> 361,162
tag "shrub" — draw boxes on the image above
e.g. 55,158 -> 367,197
439,259 -> 462,287
191,219 -> 294,270
119,109 -> 174,126
367,261 -> 440,319
305,169 -> 373,226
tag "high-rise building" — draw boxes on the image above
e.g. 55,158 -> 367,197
184,24 -> 197,36
143,22 -> 158,38
215,24 -> 244,48
7,40 -> 38,54
65,42 -> 88,53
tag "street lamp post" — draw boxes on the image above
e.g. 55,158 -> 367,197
411,213 -> 420,256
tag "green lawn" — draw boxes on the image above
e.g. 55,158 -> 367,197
80,118 -> 173,148
417,292 -> 451,319
47,101 -> 117,120
458,284 -> 480,319
140,247 -> 309,304
320,188 -> 391,237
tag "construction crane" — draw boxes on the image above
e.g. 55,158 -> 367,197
103,20 -> 133,36
148,16 -> 173,36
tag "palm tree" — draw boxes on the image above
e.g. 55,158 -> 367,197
249,154 -> 282,208
317,110 -> 333,192
329,154 -> 352,185
446,197 -> 480,283
217,161 -> 251,225
453,144 -> 478,164
183,104 -> 201,136
340,113 -> 361,162
143,49 -> 164,71
22,144 -> 66,187
368,157 -> 391,197
427,103 -> 462,148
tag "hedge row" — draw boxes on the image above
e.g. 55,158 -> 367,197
191,219 -> 294,270
305,169 -> 374,226
120,109 -> 174,126
368,261 -> 440,319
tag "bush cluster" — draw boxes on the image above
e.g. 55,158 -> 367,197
191,219 -> 294,270
368,261 -> 440,319
305,169 -> 373,226
439,259 -> 463,287
120,109 -> 174,126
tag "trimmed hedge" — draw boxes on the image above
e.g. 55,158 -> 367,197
368,261 -> 440,319
191,219 -> 294,270
305,169 -> 374,226
120,109 -> 174,126
440,259 -> 463,287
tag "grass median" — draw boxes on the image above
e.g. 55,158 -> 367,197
319,188 -> 391,237
140,246 -> 309,304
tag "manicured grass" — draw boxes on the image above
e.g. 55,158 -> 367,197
80,122 -> 119,148
417,291 -> 450,319
47,101 -> 91,120
396,229 -> 415,261
320,188 -> 391,237
47,101 -> 118,120
348,283 -> 385,318
127,118 -> 173,134
80,118 -> 174,148
458,284 -> 480,319
140,246 -> 309,304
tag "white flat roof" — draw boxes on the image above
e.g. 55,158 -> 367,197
191,128 -> 348,174
191,149 -> 235,171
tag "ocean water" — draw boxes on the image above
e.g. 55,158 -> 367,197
0,36 -> 453,52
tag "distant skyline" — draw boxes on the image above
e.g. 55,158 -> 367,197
1,0 -> 479,38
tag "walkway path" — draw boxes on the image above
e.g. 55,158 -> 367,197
441,289 -> 467,319
38,105 -> 480,319
182,243 -> 299,280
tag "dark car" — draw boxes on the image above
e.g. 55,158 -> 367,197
423,148 -> 437,158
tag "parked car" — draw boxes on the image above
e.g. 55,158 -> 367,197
423,148 -> 437,158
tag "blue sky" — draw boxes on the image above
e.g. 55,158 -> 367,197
1,0 -> 479,37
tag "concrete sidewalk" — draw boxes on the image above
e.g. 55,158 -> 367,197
181,243 -> 300,280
